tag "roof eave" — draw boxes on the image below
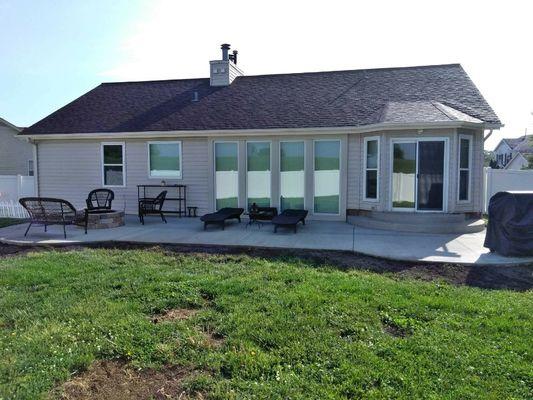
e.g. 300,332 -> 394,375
19,121 -> 493,140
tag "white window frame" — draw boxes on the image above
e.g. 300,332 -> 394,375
363,136 -> 380,202
312,138 -> 341,216
279,140 -> 306,212
28,159 -> 34,176
147,141 -> 182,179
101,142 -> 126,187
245,140 -> 272,208
213,140 -> 240,210
457,134 -> 472,203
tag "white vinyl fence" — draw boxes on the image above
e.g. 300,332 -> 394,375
0,175 -> 35,218
484,167 -> 533,212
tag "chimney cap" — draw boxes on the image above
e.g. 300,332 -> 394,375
221,43 -> 231,50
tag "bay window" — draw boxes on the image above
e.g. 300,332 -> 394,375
364,137 -> 379,200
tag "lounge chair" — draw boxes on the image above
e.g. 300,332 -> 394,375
19,197 -> 87,238
138,190 -> 167,225
200,207 -> 244,230
272,209 -> 308,233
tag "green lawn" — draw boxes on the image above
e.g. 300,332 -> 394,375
0,218 -> 25,228
0,249 -> 531,399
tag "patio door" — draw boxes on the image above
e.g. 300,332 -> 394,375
391,139 -> 446,211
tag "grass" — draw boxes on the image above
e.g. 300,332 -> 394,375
0,218 -> 26,228
0,249 -> 531,399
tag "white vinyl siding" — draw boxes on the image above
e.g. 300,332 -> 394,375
37,138 -> 209,215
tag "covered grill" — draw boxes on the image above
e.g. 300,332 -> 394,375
484,191 -> 533,257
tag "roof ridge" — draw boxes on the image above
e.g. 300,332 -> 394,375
431,101 -> 455,121
99,63 -> 462,86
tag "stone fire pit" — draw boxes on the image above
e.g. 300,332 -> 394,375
85,210 -> 125,229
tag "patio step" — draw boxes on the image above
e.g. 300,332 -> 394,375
366,211 -> 467,224
348,215 -> 485,234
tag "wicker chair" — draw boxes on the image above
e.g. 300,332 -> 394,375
138,190 -> 167,225
19,197 -> 87,238
86,188 -> 114,212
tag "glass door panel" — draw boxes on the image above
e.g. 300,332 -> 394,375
314,140 -> 340,214
215,142 -> 238,209
417,141 -> 444,211
280,141 -> 305,211
247,142 -> 271,208
392,142 -> 416,209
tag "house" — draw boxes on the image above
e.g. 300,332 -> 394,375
19,44 -> 502,232
493,134 -> 532,169
0,117 -> 34,176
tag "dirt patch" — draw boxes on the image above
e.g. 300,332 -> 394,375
1,241 -> 532,291
152,308 -> 199,324
382,322 -> 410,338
53,360 -> 203,400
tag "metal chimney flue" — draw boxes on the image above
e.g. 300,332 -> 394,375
229,50 -> 238,65
221,43 -> 230,61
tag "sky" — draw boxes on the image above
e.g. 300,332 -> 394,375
0,0 -> 532,150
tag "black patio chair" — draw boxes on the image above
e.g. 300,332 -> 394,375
138,190 -> 167,225
86,188 -> 114,212
200,207 -> 244,230
272,209 -> 308,233
19,197 -> 88,238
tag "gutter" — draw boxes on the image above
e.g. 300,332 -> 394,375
19,121 -> 499,141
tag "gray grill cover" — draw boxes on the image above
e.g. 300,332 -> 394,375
484,191 -> 533,257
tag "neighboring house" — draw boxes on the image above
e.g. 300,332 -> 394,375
19,44 -> 501,228
493,134 -> 533,169
0,117 -> 33,176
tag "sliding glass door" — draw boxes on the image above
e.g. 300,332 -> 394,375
247,142 -> 271,208
392,142 -> 417,209
280,141 -> 305,211
417,141 -> 445,210
391,139 -> 446,211
314,140 -> 340,214
215,142 -> 238,209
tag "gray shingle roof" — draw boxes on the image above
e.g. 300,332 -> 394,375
21,63 -> 500,135
508,135 -> 533,154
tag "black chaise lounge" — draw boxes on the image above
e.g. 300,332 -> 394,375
86,188 -> 114,212
19,197 -> 87,238
200,208 -> 244,230
272,209 -> 308,233
138,190 -> 167,225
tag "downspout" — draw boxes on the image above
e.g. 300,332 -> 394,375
31,140 -> 39,196
483,129 -> 493,142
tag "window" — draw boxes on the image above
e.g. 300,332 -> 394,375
148,141 -> 182,178
458,135 -> 472,202
364,137 -> 379,200
280,141 -> 305,211
215,142 -> 238,209
28,160 -> 34,177
314,140 -> 340,214
101,143 -> 125,186
247,142 -> 271,208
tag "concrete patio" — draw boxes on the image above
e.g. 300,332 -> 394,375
1,215 -> 532,265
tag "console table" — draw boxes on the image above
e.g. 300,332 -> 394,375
137,184 -> 186,217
